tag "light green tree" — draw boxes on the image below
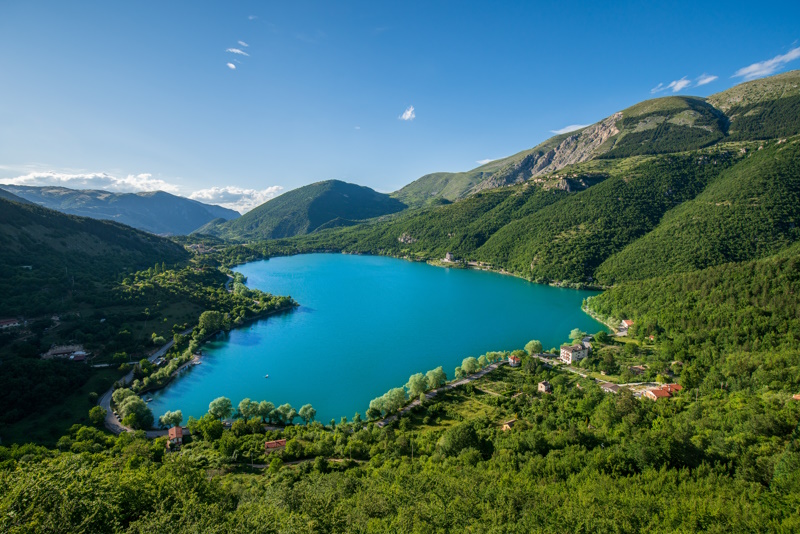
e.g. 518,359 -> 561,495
258,400 -> 275,423
299,404 -> 316,424
525,339 -> 543,355
405,372 -> 427,398
208,396 -> 233,420
477,355 -> 488,368
89,406 -> 107,426
461,356 -> 480,375
569,328 -> 586,343
426,366 -> 447,389
238,398 -> 258,421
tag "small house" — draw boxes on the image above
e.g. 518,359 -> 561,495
644,388 -> 671,401
619,319 -> 634,336
629,365 -> 647,376
444,252 -> 455,262
559,345 -> 588,365
508,354 -> 521,367
0,318 -> 20,329
792,394 -> 800,401
167,426 -> 183,448
660,383 -> 683,393
265,439 -> 287,453
601,383 -> 620,394
501,419 -> 516,431
538,381 -> 552,394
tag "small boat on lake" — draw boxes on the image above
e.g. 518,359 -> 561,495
145,397 -> 153,402
264,374 -> 269,378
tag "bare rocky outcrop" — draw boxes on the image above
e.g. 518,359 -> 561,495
468,113 -> 621,194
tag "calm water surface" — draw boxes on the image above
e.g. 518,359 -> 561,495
148,254 -> 604,423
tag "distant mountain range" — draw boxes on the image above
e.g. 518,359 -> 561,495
197,180 -> 407,241
0,186 -> 240,236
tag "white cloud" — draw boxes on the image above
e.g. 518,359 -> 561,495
651,77 -> 690,94
476,159 -> 495,165
733,46 -> 800,80
550,124 -> 590,135
226,48 -> 249,56
248,15 -> 258,20
226,63 -> 236,70
189,186 -> 283,214
696,73 -> 718,86
399,105 -> 415,121
1,171 -> 181,193
238,40 -> 249,47
354,126 -> 361,130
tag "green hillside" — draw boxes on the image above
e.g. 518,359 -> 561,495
0,186 -> 239,235
595,139 -> 800,283
201,180 -> 407,241
0,198 -> 189,316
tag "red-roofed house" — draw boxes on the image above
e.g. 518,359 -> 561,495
644,388 -> 671,401
508,355 -> 521,367
265,439 -> 287,453
167,426 -> 183,449
661,383 -> 683,393
0,318 -> 21,329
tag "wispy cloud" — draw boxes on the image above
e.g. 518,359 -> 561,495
226,48 -> 249,56
399,105 -> 415,121
696,73 -> 718,86
354,126 -> 361,130
1,171 -> 181,194
733,46 -> 800,80
226,63 -> 236,70
189,186 -> 283,213
550,124 -> 590,135
248,15 -> 258,20
476,158 -> 495,165
651,77 -> 691,94
238,41 -> 249,47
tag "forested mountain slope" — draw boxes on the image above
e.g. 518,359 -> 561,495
0,198 -> 189,315
0,186 -> 239,235
199,180 -> 407,241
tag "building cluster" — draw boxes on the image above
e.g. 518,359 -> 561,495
644,383 -> 683,401
40,344 -> 89,362
187,243 -> 216,254
0,318 -> 22,329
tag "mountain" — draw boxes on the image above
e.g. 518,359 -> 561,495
0,188 -> 33,205
198,180 -> 407,241
394,71 -> 800,208
0,186 -> 240,235
0,198 -> 189,315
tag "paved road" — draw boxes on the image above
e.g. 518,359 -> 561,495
99,328 -> 193,436
376,360 -> 508,427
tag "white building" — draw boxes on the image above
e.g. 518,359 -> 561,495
559,344 -> 588,364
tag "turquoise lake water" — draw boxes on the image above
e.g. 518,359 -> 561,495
147,253 -> 604,424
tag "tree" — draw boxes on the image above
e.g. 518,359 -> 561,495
385,388 -> 407,413
238,398 -> 258,421
208,396 -> 233,420
118,397 -> 154,429
461,357 -> 479,375
159,410 -> 183,428
299,404 -> 316,424
477,355 -> 488,368
595,330 -> 610,343
353,412 -> 362,425
405,373 -> 427,398
426,366 -> 447,389
277,403 -> 296,425
89,406 -> 107,426
112,388 -> 136,407
455,366 -> 465,379
198,310 -> 225,333
570,328 -> 586,342
525,340 -> 543,355
257,400 -> 275,423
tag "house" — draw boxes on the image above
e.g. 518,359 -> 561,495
69,351 -> 88,362
629,365 -> 647,376
167,426 -> 183,449
559,344 -> 588,364
501,419 -> 516,431
793,394 -> 800,401
265,439 -> 287,453
41,344 -> 88,360
644,388 -> 671,401
618,319 -> 634,336
660,383 -> 683,393
538,381 -> 552,394
444,252 -> 455,262
0,318 -> 20,329
601,383 -> 620,394
508,354 -> 521,367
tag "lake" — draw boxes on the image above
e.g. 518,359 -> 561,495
147,253 -> 605,424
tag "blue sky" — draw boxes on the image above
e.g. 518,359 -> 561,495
1,1 -> 799,212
